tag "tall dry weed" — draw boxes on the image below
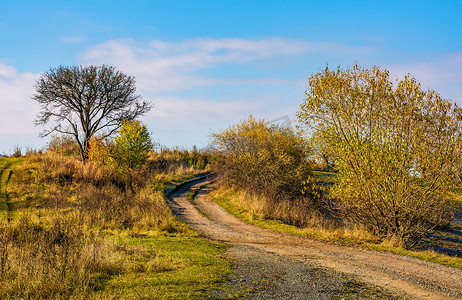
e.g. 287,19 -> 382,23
0,214 -> 122,298
74,184 -> 183,232
223,187 -> 321,228
213,187 -> 378,244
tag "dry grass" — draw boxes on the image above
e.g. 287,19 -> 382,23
214,186 -> 323,228
8,151 -> 192,234
0,214 -> 122,298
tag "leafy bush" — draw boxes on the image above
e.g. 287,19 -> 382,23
297,65 -> 461,245
87,134 -> 114,166
211,116 -> 321,201
111,120 -> 153,170
147,147 -> 212,173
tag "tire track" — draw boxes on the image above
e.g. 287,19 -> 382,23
0,159 -> 19,218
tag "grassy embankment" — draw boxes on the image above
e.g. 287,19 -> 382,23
0,152 -> 230,299
210,170 -> 462,270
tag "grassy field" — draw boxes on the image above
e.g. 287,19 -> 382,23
0,154 -> 230,299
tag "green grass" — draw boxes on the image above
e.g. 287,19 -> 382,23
365,243 -> 462,269
93,235 -> 231,299
211,187 -> 462,270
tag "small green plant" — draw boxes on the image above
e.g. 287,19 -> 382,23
188,191 -> 196,200
111,120 -> 154,170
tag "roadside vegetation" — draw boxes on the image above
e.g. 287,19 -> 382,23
211,65 -> 462,268
211,116 -> 323,227
0,124 -> 228,299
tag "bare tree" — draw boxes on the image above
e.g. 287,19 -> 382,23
32,65 -> 152,161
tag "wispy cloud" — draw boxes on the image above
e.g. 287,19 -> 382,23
144,94 -> 300,147
388,53 -> 462,102
148,96 -> 266,126
81,37 -> 372,93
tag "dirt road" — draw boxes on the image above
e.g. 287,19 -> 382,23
166,179 -> 462,299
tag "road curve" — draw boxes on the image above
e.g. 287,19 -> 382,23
166,178 -> 462,299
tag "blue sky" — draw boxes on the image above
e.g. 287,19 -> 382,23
1,0 -> 462,153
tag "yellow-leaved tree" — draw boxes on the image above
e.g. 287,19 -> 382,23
297,65 -> 462,246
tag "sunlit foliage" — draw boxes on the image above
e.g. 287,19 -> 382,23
212,115 -> 320,199
297,65 -> 462,245
111,120 -> 154,170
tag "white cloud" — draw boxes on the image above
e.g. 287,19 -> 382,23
147,96 -> 266,126
2,36 -> 461,151
0,63 -> 42,152
388,53 -> 462,103
81,37 -> 371,93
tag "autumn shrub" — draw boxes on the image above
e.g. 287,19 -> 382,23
11,145 -> 22,158
87,134 -> 114,166
211,116 -> 322,207
147,147 -> 212,175
297,65 -> 461,246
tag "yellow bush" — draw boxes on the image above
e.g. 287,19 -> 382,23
298,65 -> 460,245
212,115 -> 320,200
